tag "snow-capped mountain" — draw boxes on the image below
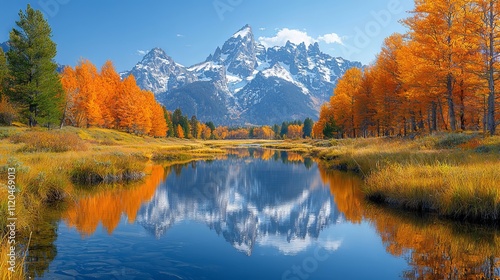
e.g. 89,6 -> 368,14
122,47 -> 196,97
136,158 -> 342,256
122,25 -> 362,125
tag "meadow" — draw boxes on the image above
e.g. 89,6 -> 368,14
1,126 -> 499,279
307,133 -> 500,222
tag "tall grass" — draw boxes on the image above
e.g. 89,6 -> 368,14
312,134 -> 500,222
10,130 -> 88,152
365,161 -> 500,220
0,233 -> 28,280
70,152 -> 148,185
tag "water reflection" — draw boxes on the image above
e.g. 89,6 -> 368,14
63,165 -> 167,236
137,153 -> 342,256
364,205 -> 500,279
49,148 -> 500,279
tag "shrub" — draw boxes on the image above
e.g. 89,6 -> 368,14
435,133 -> 476,149
70,153 -> 147,185
0,97 -> 18,126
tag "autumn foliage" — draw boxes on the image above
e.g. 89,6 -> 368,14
315,0 -> 500,138
61,60 -> 167,137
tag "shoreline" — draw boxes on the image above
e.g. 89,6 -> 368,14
1,127 -> 499,231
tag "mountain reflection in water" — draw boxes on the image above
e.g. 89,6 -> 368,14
37,148 -> 500,279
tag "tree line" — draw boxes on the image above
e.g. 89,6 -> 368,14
167,110 -> 314,140
0,5 -> 317,140
314,0 -> 500,138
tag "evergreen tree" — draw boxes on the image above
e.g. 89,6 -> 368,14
323,118 -> 339,139
248,127 -> 255,138
172,108 -> 183,137
6,5 -> 63,127
163,107 -> 174,137
190,115 -> 199,139
272,124 -> 281,139
205,121 -> 215,132
280,122 -> 288,137
180,116 -> 190,138
303,118 -> 314,138
0,49 -> 7,97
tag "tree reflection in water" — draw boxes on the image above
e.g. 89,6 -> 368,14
63,165 -> 167,236
324,162 -> 500,279
29,149 -> 500,279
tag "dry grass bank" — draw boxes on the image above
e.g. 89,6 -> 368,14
310,133 -> 500,222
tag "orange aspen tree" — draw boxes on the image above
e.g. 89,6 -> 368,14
403,0 -> 471,132
99,61 -> 121,128
469,0 -> 500,135
372,34 -> 407,136
75,60 -> 103,127
176,124 -> 185,139
60,66 -> 78,127
330,67 -> 362,137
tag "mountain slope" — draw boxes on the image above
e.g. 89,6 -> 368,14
163,81 -> 235,125
123,48 -> 196,96
237,64 -> 318,125
123,25 -> 363,125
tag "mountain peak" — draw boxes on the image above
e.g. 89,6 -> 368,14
232,24 -> 253,39
124,25 -> 363,125
145,47 -> 167,58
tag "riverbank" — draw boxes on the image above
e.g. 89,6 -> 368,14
306,133 -> 500,223
0,126 -> 285,233
0,126 -> 286,279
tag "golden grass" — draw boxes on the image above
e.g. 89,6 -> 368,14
307,134 -> 500,222
0,233 -> 28,280
10,129 -> 88,152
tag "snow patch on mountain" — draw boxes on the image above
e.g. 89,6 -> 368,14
123,25 -> 362,125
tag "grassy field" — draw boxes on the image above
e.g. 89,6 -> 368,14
307,133 -> 500,222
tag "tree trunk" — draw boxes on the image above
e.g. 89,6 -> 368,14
431,102 -> 438,132
447,73 -> 457,131
459,81 -> 466,131
487,0 -> 496,136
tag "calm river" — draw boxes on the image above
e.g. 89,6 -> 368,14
29,149 -> 499,279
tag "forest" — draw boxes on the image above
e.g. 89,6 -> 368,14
314,0 -> 500,139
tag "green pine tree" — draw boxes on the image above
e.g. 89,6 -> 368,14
162,106 -> 174,137
0,48 -> 7,97
190,115 -> 199,138
303,118 -> 314,138
6,5 -> 63,127
280,122 -> 288,138
323,118 -> 339,139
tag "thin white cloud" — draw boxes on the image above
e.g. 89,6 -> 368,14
259,28 -> 343,48
177,34 -> 184,37
318,33 -> 343,45
137,49 -> 148,56
259,28 -> 316,48
259,27 -> 266,31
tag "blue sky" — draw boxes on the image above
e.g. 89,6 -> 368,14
0,0 -> 414,71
